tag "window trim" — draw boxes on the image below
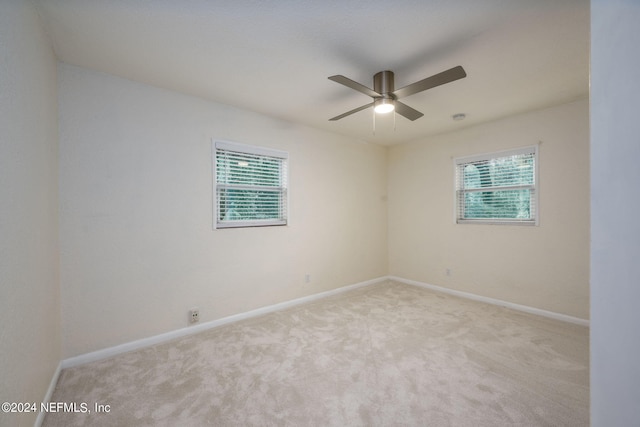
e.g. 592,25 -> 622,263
454,145 -> 539,226
213,140 -> 289,229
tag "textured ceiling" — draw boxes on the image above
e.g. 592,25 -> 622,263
35,0 -> 589,145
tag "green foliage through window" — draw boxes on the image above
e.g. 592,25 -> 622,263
215,142 -> 288,228
456,146 -> 537,225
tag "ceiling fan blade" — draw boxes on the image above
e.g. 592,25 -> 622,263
329,102 -> 374,121
328,75 -> 381,98
394,101 -> 424,121
393,66 -> 466,99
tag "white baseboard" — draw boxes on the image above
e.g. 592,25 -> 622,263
60,274 -> 587,370
61,276 -> 388,369
389,276 -> 590,327
34,361 -> 62,427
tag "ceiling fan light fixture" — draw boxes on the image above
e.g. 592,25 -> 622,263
328,66 -> 466,122
374,98 -> 395,114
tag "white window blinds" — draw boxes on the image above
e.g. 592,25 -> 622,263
214,141 -> 288,229
455,145 -> 538,225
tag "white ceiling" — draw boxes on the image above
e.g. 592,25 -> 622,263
35,0 -> 589,146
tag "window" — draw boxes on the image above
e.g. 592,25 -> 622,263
455,145 -> 538,225
214,141 -> 288,229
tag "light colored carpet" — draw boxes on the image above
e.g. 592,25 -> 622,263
43,281 -> 589,426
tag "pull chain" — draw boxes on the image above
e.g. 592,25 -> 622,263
372,109 -> 376,135
372,109 -> 398,134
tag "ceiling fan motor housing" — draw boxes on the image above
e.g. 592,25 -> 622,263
374,70 -> 396,100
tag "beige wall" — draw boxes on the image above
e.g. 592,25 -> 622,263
58,64 -> 388,358
59,63 -> 588,358
0,1 -> 61,426
388,98 -> 589,319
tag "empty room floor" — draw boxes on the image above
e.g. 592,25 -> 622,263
43,281 -> 589,426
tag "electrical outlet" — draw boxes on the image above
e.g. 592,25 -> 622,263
304,274 -> 311,284
446,268 -> 452,276
189,308 -> 200,324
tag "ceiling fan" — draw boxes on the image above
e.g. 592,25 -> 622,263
328,66 -> 466,121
